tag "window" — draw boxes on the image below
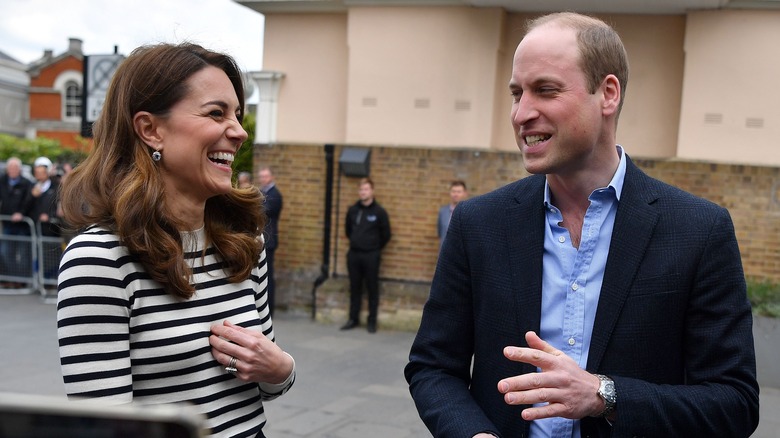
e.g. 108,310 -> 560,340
65,81 -> 81,118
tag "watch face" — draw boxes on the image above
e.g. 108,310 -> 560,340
603,380 -> 615,402
599,376 -> 616,404
604,381 -> 616,400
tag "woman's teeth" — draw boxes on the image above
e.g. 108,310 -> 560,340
208,152 -> 234,165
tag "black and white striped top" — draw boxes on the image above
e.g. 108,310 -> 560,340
57,226 -> 294,438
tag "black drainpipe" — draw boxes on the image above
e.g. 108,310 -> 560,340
311,144 -> 335,320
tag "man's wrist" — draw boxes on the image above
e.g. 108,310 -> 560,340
592,374 -> 617,418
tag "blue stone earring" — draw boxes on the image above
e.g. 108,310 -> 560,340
152,150 -> 162,162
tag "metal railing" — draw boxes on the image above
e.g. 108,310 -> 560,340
0,214 -> 63,299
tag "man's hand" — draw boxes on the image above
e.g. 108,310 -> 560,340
497,331 -> 605,421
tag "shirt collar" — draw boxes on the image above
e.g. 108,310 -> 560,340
261,182 -> 275,194
544,145 -> 627,207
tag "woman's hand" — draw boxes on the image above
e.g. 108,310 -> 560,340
209,320 -> 294,384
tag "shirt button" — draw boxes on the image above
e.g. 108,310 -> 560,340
558,236 -> 566,243
571,282 -> 579,291
568,337 -> 576,346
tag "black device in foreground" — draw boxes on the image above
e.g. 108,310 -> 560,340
0,392 -> 204,438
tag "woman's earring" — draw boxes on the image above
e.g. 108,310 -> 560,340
152,150 -> 162,162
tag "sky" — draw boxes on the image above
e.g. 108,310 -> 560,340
0,0 -> 266,72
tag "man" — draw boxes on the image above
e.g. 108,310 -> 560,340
258,166 -> 283,315
29,157 -> 61,281
405,12 -> 758,438
0,157 -> 34,281
437,180 -> 468,245
341,177 -> 391,333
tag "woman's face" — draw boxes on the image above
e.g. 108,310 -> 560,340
155,65 -> 247,207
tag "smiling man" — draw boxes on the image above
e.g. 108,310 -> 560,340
406,12 -> 759,438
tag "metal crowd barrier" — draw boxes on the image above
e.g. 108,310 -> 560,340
0,214 -> 63,300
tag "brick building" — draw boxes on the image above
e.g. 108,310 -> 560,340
26,38 -> 84,149
232,1 -> 780,321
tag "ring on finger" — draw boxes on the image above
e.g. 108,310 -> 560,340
225,356 -> 238,375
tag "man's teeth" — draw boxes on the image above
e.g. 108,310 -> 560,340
208,152 -> 234,163
525,135 -> 550,146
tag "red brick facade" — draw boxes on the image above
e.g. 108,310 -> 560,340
28,52 -> 83,149
254,144 -> 780,314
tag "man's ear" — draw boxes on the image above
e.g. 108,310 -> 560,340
600,74 -> 621,117
133,111 -> 162,147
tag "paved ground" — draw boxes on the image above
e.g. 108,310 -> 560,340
1,293 -> 778,437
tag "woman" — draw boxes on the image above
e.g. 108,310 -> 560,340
56,43 -> 295,438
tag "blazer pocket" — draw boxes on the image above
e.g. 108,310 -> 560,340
628,272 -> 683,297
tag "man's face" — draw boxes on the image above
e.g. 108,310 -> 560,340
33,166 -> 48,182
509,24 -> 606,177
258,169 -> 273,187
5,161 -> 20,179
358,182 -> 374,203
449,185 -> 467,204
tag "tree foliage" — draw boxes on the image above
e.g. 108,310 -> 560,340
233,111 -> 256,179
0,134 -> 88,167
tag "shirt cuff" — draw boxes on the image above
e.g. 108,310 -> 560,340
258,352 -> 295,393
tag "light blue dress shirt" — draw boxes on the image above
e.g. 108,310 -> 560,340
529,146 -> 626,438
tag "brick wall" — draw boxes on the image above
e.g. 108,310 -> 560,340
255,144 -> 780,319
29,93 -> 61,120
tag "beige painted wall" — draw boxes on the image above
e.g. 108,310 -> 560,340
262,8 -> 780,166
263,13 -> 348,144
678,10 -> 780,166
345,6 -> 504,148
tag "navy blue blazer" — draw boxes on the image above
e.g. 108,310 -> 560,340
405,156 -> 759,437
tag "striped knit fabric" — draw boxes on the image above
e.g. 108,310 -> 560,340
57,226 -> 295,438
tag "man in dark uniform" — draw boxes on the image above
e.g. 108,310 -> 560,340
341,177 -> 391,333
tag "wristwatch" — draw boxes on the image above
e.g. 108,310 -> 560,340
594,374 -> 616,418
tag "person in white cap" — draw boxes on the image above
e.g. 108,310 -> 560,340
30,156 -> 61,280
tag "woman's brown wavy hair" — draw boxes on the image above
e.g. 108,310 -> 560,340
59,42 -> 265,299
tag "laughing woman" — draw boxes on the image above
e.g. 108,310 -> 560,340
56,43 -> 295,438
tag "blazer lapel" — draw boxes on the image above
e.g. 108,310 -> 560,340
587,158 -> 661,371
507,176 -> 546,343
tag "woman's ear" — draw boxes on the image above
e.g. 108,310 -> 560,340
133,111 -> 162,147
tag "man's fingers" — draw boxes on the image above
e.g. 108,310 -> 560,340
524,331 -> 562,356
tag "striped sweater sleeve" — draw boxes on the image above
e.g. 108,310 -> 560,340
57,228 -> 135,402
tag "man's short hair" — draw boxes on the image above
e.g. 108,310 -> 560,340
450,180 -> 467,191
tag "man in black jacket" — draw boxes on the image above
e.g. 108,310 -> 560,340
405,12 -> 758,438
29,157 -> 61,280
0,157 -> 34,280
341,177 -> 391,333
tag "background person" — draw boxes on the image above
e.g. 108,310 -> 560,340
56,42 -> 295,438
257,166 -> 282,315
29,157 -> 60,236
437,180 -> 468,244
0,157 -> 34,283
341,177 -> 391,333
29,156 -> 61,281
237,171 -> 252,188
405,12 -> 758,438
